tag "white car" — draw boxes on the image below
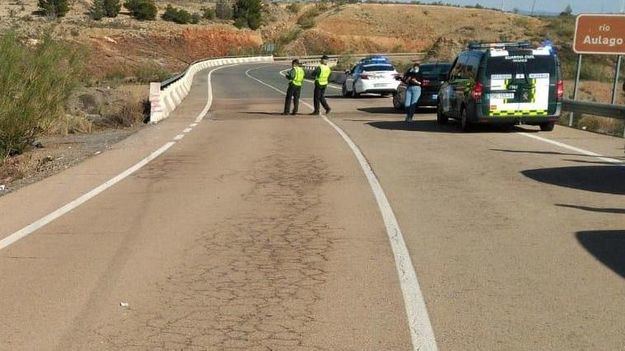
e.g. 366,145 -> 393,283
341,59 -> 400,97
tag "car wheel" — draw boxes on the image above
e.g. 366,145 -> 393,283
436,102 -> 448,125
539,121 -> 555,132
460,107 -> 471,132
342,83 -> 352,98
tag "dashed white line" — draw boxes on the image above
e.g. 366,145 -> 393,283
245,66 -> 439,351
0,64 -> 234,251
174,134 -> 185,141
190,123 -> 198,127
183,128 -> 193,133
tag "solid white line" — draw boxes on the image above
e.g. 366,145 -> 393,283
183,128 -> 193,133
245,66 -> 438,351
0,64 -> 234,251
190,123 -> 198,127
174,134 -> 185,141
518,132 -> 624,165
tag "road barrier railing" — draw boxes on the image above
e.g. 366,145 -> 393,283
149,56 -> 274,123
563,99 -> 625,137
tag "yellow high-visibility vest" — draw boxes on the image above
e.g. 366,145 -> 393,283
316,64 -> 331,86
292,67 -> 305,87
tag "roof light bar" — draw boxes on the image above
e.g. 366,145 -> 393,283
468,41 -> 532,50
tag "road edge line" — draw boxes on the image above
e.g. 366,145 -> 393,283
245,66 -> 439,351
0,64 -> 233,251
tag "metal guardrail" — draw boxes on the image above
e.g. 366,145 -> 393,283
563,99 -> 625,120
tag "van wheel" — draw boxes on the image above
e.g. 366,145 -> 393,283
342,83 -> 352,98
540,121 -> 555,131
436,103 -> 448,125
460,108 -> 471,132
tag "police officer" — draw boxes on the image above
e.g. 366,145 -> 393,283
283,59 -> 305,115
311,55 -> 332,115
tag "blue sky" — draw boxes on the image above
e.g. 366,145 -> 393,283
412,0 -> 624,14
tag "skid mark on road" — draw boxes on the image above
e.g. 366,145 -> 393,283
90,147 -> 340,350
245,66 -> 439,351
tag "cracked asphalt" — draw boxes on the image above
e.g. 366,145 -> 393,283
1,63 -> 624,350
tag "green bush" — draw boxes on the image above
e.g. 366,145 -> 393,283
89,0 -> 105,20
215,0 -> 232,20
0,32 -> 84,157
38,0 -> 70,18
124,0 -> 157,20
297,7 -> 320,29
233,0 -> 262,30
103,0 -> 121,17
162,5 -> 193,24
202,7 -> 215,20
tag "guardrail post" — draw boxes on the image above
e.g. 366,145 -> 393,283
570,54 -> 583,127
149,82 -> 163,123
611,55 -> 622,105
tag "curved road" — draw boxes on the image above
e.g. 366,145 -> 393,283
0,63 -> 624,350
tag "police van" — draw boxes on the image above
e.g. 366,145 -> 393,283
437,42 -> 563,131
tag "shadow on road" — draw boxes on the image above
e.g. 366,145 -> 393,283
557,204 -> 625,214
367,120 -> 459,133
576,230 -> 625,279
357,107 -> 433,114
521,165 -> 625,195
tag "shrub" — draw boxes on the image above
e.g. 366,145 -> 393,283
233,0 -> 262,30
103,0 -> 121,17
297,7 -> 321,29
110,98 -> 144,127
202,7 -> 215,20
162,5 -> 193,24
134,63 -> 171,83
37,0 -> 70,18
90,0 -> 105,20
0,32 -> 84,157
123,0 -> 157,20
215,0 -> 232,20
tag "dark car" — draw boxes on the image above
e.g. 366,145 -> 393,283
437,41 -> 563,131
392,62 -> 452,110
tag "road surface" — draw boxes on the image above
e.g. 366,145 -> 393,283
0,63 -> 624,350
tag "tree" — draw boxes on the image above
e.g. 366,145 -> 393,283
215,0 -> 233,20
560,4 -> 573,16
38,0 -> 70,18
233,0 -> 262,30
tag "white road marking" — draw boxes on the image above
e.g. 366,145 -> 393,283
245,66 -> 439,351
190,123 -> 198,127
518,132 -> 624,165
174,134 -> 185,141
183,128 -> 193,133
0,64 -> 234,250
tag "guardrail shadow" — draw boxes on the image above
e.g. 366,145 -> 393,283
521,165 -> 625,195
576,230 -> 625,279
557,204 -> 625,214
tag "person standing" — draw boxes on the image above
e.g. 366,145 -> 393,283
311,55 -> 332,115
283,59 -> 305,115
402,62 -> 422,122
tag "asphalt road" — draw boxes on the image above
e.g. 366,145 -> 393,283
1,63 -> 624,350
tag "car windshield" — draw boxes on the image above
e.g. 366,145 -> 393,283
486,52 -> 556,77
419,64 -> 452,79
362,65 -> 395,72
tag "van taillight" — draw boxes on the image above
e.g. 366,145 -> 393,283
471,82 -> 484,101
556,80 -> 564,101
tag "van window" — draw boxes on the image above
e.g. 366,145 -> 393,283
486,52 -> 557,77
466,54 -> 482,79
451,53 -> 470,79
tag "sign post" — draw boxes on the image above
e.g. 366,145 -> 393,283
573,14 -> 625,134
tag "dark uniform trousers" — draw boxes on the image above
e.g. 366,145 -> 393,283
284,83 -> 301,114
313,82 -> 330,113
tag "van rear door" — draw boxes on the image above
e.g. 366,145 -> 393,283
485,49 -> 556,117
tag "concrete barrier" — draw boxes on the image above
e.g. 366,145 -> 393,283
149,56 -> 274,123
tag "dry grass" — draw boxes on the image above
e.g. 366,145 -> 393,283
109,97 -> 146,127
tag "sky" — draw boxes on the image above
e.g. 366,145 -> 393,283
411,0 -> 624,14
